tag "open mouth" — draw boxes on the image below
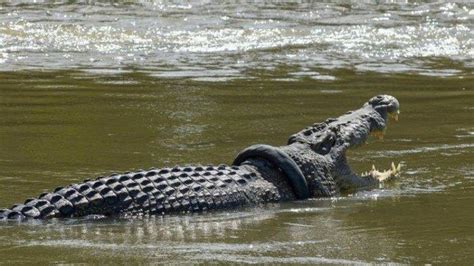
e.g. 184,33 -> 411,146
358,109 -> 402,182
288,95 -> 402,184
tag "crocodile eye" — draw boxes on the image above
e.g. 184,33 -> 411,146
311,132 -> 336,155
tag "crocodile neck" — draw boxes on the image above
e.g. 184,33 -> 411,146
240,158 -> 297,201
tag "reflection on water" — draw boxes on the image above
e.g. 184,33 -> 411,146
2,201 -> 398,264
0,1 -> 473,264
3,189 -> 470,264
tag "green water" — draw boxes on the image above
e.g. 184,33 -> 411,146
0,1 -> 473,264
0,71 -> 472,264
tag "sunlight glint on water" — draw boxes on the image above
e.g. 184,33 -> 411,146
0,1 -> 472,78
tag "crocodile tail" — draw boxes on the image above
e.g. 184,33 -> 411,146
0,174 -> 133,220
0,196 -> 66,221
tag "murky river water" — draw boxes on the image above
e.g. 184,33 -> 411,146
0,1 -> 473,264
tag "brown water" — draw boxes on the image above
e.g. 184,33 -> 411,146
0,1 -> 473,264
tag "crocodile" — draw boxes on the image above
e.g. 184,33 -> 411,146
0,95 -> 401,221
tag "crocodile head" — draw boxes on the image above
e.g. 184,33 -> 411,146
288,95 -> 400,189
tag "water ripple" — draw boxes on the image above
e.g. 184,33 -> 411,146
0,1 -> 472,77
371,143 -> 474,157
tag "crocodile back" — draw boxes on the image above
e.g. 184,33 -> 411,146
0,164 -> 281,220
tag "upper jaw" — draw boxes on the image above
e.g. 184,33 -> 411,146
327,99 -> 399,150
288,95 -> 400,152
332,106 -> 386,148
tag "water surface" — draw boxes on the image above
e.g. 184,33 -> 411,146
0,1 -> 473,264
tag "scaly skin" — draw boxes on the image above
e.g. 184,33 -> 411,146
0,95 -> 401,220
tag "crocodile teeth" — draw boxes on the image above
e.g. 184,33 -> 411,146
365,162 -> 402,181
